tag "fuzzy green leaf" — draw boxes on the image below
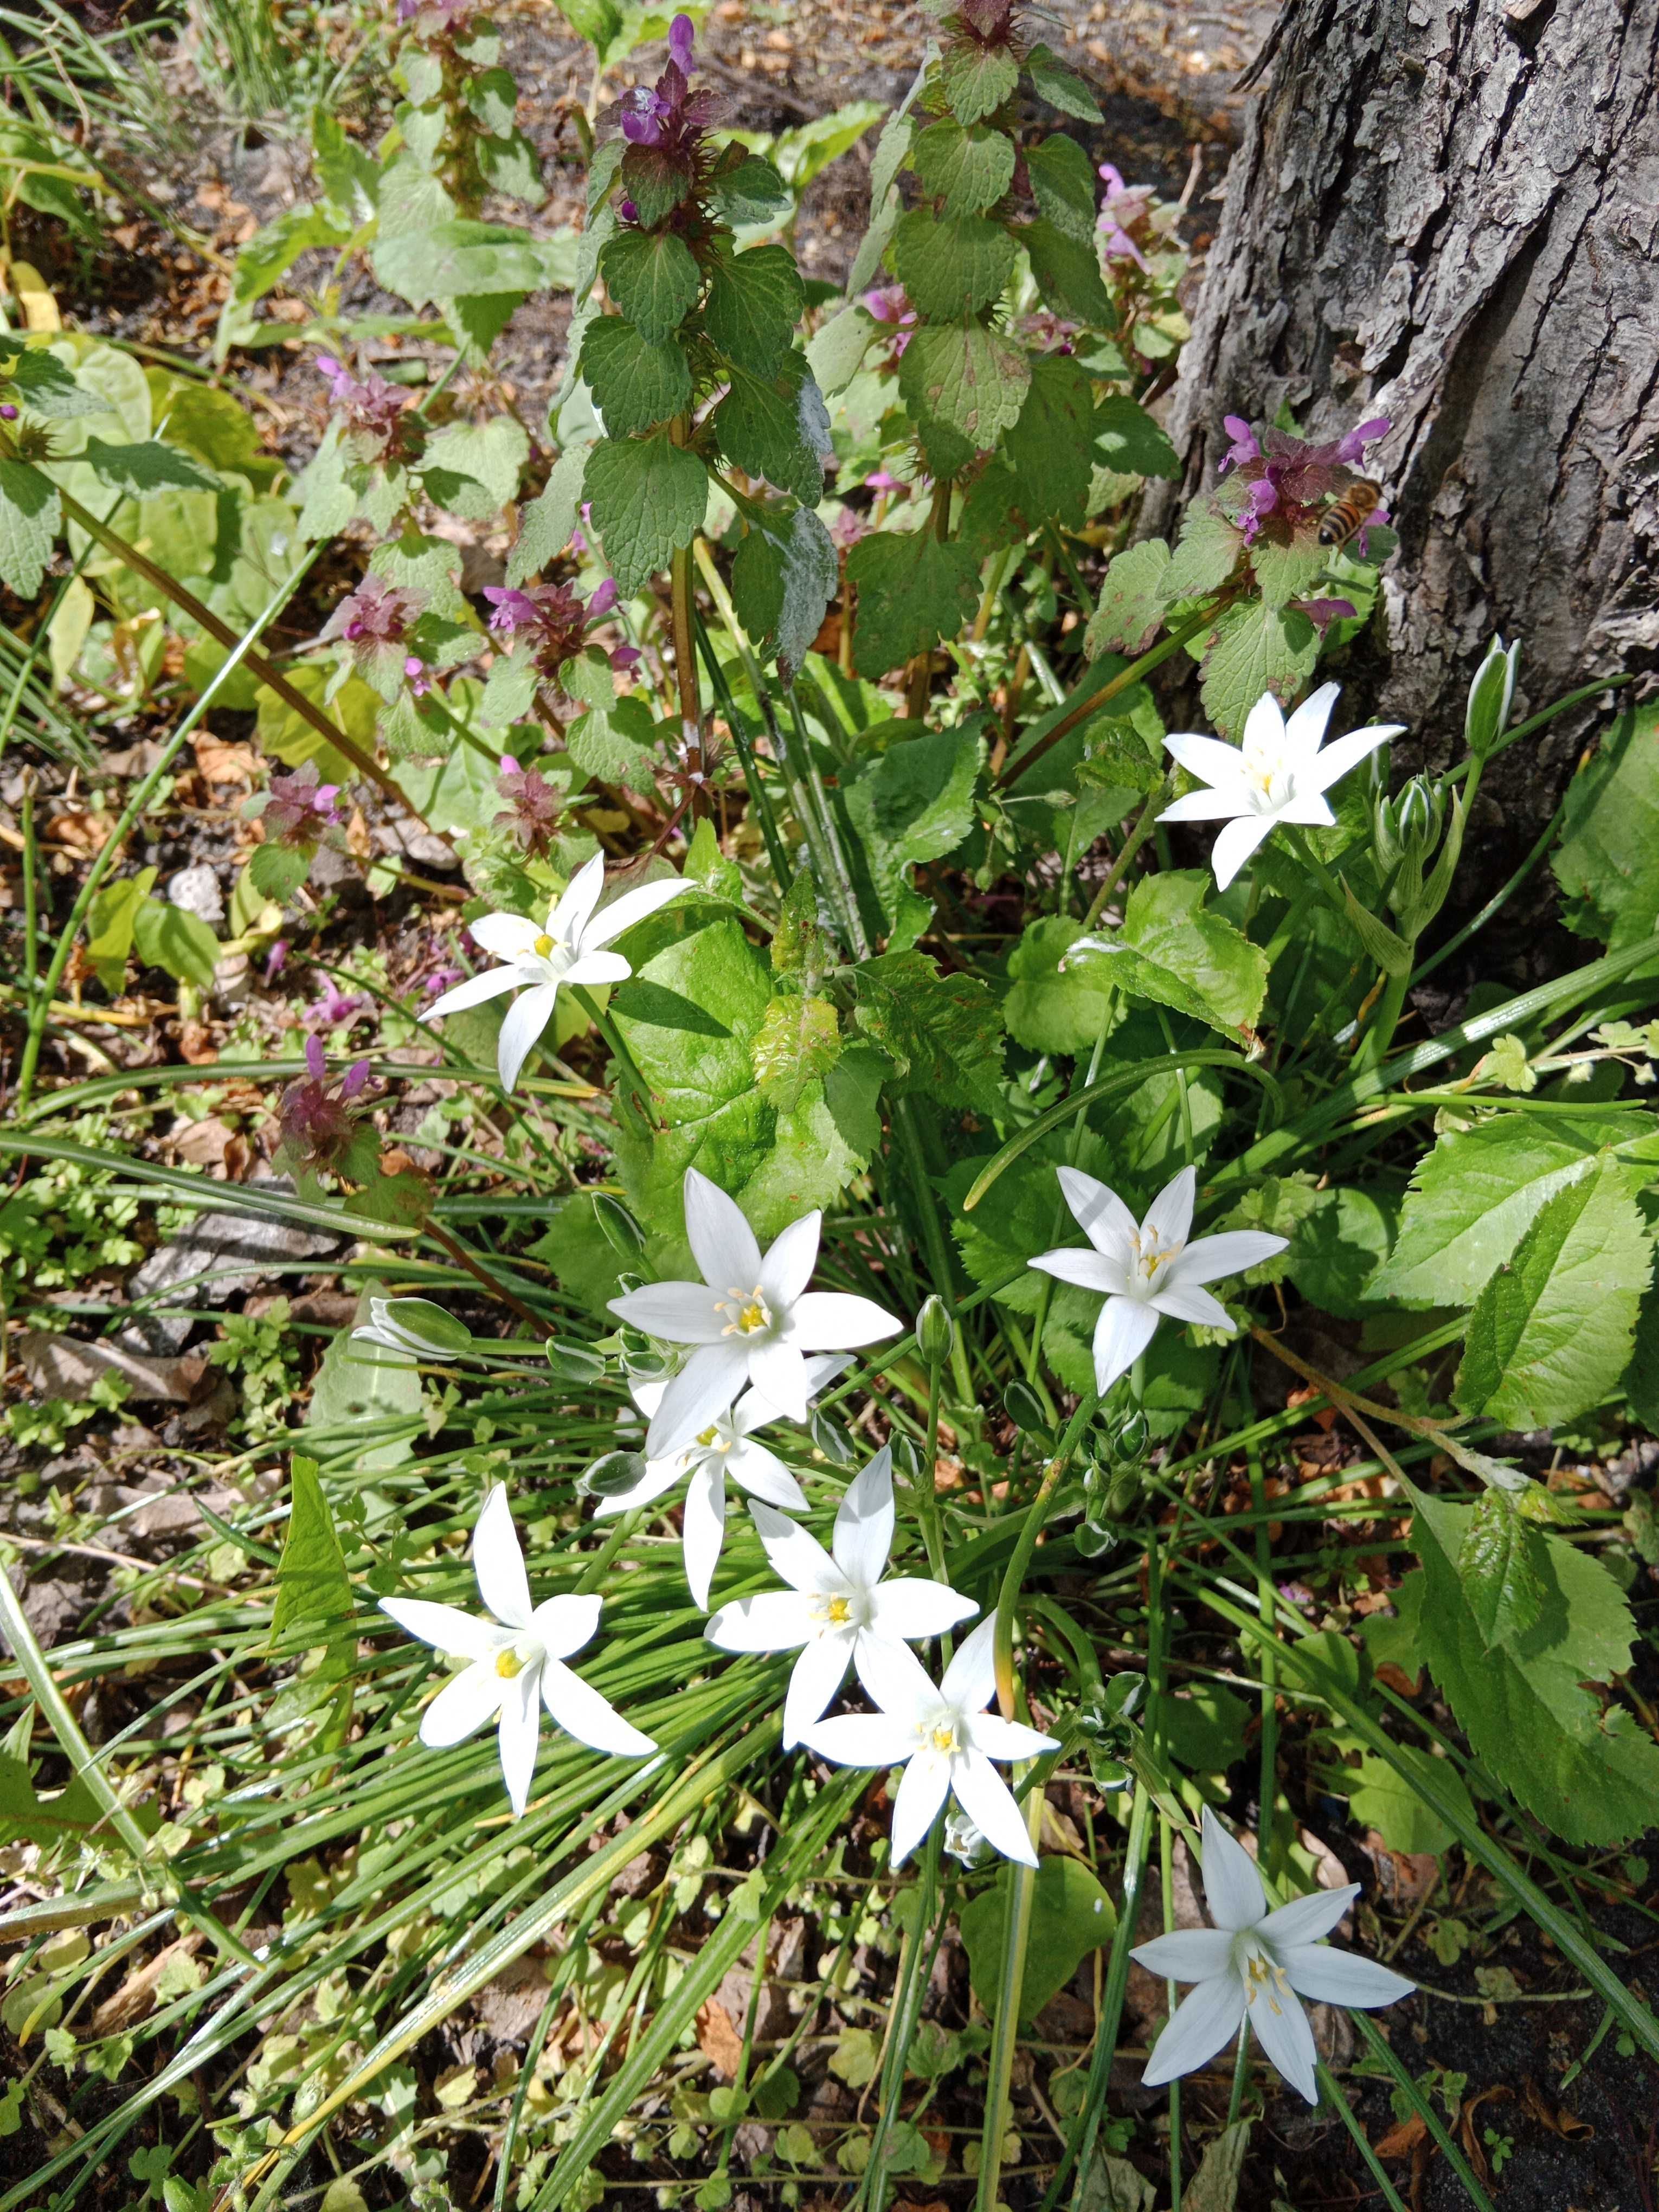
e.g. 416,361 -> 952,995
851,949 -> 1004,1114
1458,1487 -> 1549,1651
1060,871 -> 1268,1042
909,117 -> 1016,213
0,338 -> 106,417
1002,916 -> 1110,1054
1198,599 -> 1319,742
1025,132 -> 1097,241
599,226 -> 701,342
1250,527 -> 1330,610
583,434 -> 709,596
843,724 -> 983,939
730,504 -> 838,678
0,460 -> 59,598
845,527 -> 980,679
1404,1489 -> 1659,1846
1022,217 -> 1113,326
1372,1111 -> 1659,1306
702,243 -> 805,376
579,316 -> 693,437
897,322 -> 1030,449
81,438 -> 218,493
373,219 -> 546,303
1093,395 -> 1179,480
0,1757 -> 109,1848
1455,1156 -> 1651,1430
1085,539 -> 1172,657
1552,703 -> 1659,950
940,40 -> 1020,124
806,303 -> 876,396
893,210 -> 1017,320
1160,500 -> 1242,602
751,993 -> 842,1110
619,142 -> 693,229
419,416 -> 530,518
1026,42 -> 1102,120
506,443 -> 590,584
712,355 -> 830,505
709,153 -> 792,229
1004,351 -> 1097,526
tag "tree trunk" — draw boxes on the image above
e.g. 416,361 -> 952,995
1147,0 -> 1659,841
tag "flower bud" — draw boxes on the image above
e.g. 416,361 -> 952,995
1002,1379 -> 1050,1434
1464,635 -> 1519,761
914,1295 -> 955,1368
1103,1404 -> 1149,1465
595,1193 -> 646,1256
578,1449 -> 648,1499
545,1340 -> 607,1382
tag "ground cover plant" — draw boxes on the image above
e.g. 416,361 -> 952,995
1,2 -> 1657,2209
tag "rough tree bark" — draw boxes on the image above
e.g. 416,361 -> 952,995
1147,0 -> 1659,836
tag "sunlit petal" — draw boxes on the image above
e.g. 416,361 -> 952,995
1199,1804 -> 1268,1932
609,1282 -> 728,1344
1141,1972 -> 1245,2087
380,1598 -> 502,1664
529,1592 -> 602,1660
419,1662 -> 504,1747
1245,1974 -> 1319,2103
497,982 -> 558,1091
541,1656 -> 656,1756
1278,1945 -> 1415,2011
949,1750 -> 1036,1866
684,1168 -> 763,1292
760,1211 -> 822,1310
832,1446 -> 894,1589
495,1667 -> 542,1816
582,873 -> 688,948
1208,812 -> 1276,890
787,1291 -> 903,1350
681,1461 -> 728,1609
782,1630 -> 856,1748
705,1589 -> 818,1654
1056,1166 -> 1138,1259
1092,1295 -> 1161,1394
1129,1928 -> 1236,1982
890,1748 -> 952,1864
472,1486 -> 533,1629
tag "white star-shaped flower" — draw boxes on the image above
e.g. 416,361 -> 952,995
1131,1804 -> 1414,2102
380,1486 -> 655,1816
1028,1164 -> 1288,1396
1159,683 -> 1404,890
805,1616 -> 1057,1868
596,1355 -> 846,1607
423,852 -> 688,1090
706,1446 -> 977,1745
608,1169 -> 903,1458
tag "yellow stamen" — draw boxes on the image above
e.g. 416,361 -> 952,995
717,1287 -> 772,1337
533,933 -> 554,956
697,1425 -> 721,1449
930,1723 -> 957,1754
496,1649 -> 526,1680
826,1596 -> 851,1624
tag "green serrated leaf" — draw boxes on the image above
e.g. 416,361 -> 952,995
893,210 -> 1016,321
307,1299 -> 423,1471
583,433 -> 709,596
940,40 -> 1020,124
1094,394 -> 1180,480
419,415 -> 531,518
845,527 -> 980,680
0,1754 -> 108,1848
579,316 -> 693,437
1026,42 -> 1102,120
1198,599 -> 1319,741
599,226 -> 701,342
909,117 -> 1016,214
806,303 -> 876,396
897,322 -> 1030,449
1085,539 -> 1171,657
1458,1487 -> 1549,1651
709,153 -> 792,230
1250,526 -> 1331,610
1455,1155 -> 1651,1430
1160,500 -> 1242,602
752,993 -> 841,1110
843,724 -> 983,940
81,438 -> 218,493
852,949 -> 1004,1114
1004,350 -> 1096,526
1373,1112 -> 1659,1306
1552,703 -> 1659,950
730,505 -> 838,678
1025,132 -> 1097,241
0,459 -> 59,597
1022,217 -> 1113,326
712,354 -> 829,505
373,218 -> 546,304
1060,870 -> 1268,1041
702,243 -> 805,376
619,141 -> 693,229
507,444 -> 590,585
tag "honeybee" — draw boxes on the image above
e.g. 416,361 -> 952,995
1318,479 -> 1383,548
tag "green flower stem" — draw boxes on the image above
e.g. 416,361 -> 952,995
1225,2014 -> 1252,2128
691,595 -> 793,886
1148,1532 -> 1181,2211
20,770 -> 38,1009
1081,777 -> 1171,929
975,1767 -> 1046,2212
891,1096 -> 976,1408
1316,2060 -> 1411,2212
14,558 -> 312,1114
1249,1434 -> 1281,1887
574,1508 -> 640,1594
998,596 -> 1228,789
991,1388 -> 1099,1719
861,1823 -> 940,2208
1412,785 -> 1570,986
570,981 -> 661,1133
920,1350 -> 949,1585
50,481 -> 421,825
1036,1778 -> 1155,2212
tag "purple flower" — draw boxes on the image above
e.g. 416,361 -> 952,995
484,587 -> 543,637
0,403 -> 17,422
616,196 -> 639,223
321,573 -> 426,652
1219,416 -> 1262,474
864,468 -> 901,493
305,1033 -> 328,1080
280,1038 -> 381,1179
265,938 -> 289,985
482,578 -> 615,680
425,963 -> 465,996
864,285 -> 914,326
1215,411 -> 1391,548
316,353 -> 410,448
620,87 -> 672,146
588,577 -> 619,617
404,655 -> 432,698
307,975 -> 370,1031
609,644 -> 642,672
1291,596 -> 1359,632
494,755 -> 564,858
1335,415 -> 1391,465
829,507 -> 867,550
263,762 -> 344,849
668,10 -> 696,73
1096,163 -> 1152,269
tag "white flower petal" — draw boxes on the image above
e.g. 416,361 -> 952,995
1245,1971 -> 1319,2102
1280,680 -> 1340,769
419,1661 -> 505,1747
1277,790 -> 1338,827
1240,689 -> 1289,762
1278,1944 -> 1415,2011
1165,730 -> 1256,793
1199,1804 -> 1268,1932
468,911 -> 543,960
550,852 -> 606,946
746,1340 -> 812,1423
1141,1971 -> 1246,2087
684,1168 -> 764,1295
609,1282 -> 728,1345
1056,1166 -> 1139,1259
529,1592 -> 602,1660
497,981 -> 558,1091
1166,1230 -> 1289,1287
1258,1885 -> 1358,1950
583,873 -> 688,949
963,1711 -> 1059,1763
939,1612 -> 998,1715
853,1631 -> 944,1725
1142,1165 -> 1196,1251
563,949 -> 632,989
423,966 -> 522,1020
706,1589 -> 819,1654
1092,1295 -> 1161,1394
473,1486 -> 533,1630
1208,811 -> 1277,890
760,1211 -> 822,1310
541,1655 -> 656,1756
750,1499 -> 841,1595
645,1341 -> 751,1457
496,1666 -> 542,1815
949,1750 -> 1036,1866
1159,787 -> 1253,824
1306,722 -> 1399,795
1149,1280 -> 1234,1329
682,1461 -> 728,1609
782,1630 -> 856,1748
787,1290 -> 903,1351
728,1439 -> 808,1512
833,1447 -> 894,1590
890,1748 -> 952,1865
380,1598 -> 502,1664
1028,1246 -> 1123,1294
866,1580 -> 978,1644
806,1710 -> 922,1769
1130,1928 -> 1237,1982
590,1453 -> 686,1518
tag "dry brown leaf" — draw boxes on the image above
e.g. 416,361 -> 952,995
89,1932 -> 203,2036
1373,2112 -> 1427,2160
695,1997 -> 744,2080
